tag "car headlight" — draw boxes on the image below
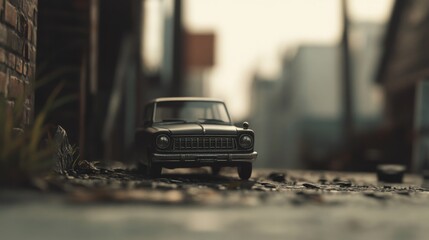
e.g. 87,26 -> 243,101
239,134 -> 253,148
156,134 -> 170,149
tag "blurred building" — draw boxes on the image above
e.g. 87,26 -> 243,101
350,22 -> 384,131
251,46 -> 342,169
377,0 -> 429,171
251,22 -> 385,170
250,75 -> 279,168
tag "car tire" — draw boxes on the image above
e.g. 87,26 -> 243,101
211,166 -> 221,175
237,163 -> 252,180
147,163 -> 162,178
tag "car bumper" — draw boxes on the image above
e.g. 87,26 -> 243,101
152,151 -> 257,163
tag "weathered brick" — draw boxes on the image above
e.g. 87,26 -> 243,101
27,64 -> 33,78
0,24 -> 6,44
33,26 -> 37,45
1,0 -> 36,126
8,76 -> 24,100
23,62 -> 27,76
22,106 -> 30,125
15,57 -> 22,73
0,48 -> 5,63
0,71 -> 7,96
22,41 -> 27,59
27,20 -> 33,42
28,46 -> 36,62
24,81 -> 29,98
7,52 -> 15,68
22,0 -> 28,17
7,30 -> 23,53
8,0 -> 20,8
17,13 -> 27,36
6,100 -> 15,119
5,2 -> 17,28
33,9 -> 37,26
26,2 -> 33,21
27,21 -> 37,45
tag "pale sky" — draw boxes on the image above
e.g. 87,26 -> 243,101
183,0 -> 393,120
144,0 -> 394,120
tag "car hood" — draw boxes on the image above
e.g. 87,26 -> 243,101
153,123 -> 238,135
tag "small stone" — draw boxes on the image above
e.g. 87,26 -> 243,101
267,172 -> 286,182
332,177 -> 342,183
252,186 -> 269,192
376,164 -> 406,183
261,182 -> 277,189
303,183 -> 320,189
318,178 -> 328,184
169,179 -> 183,184
336,181 -> 352,187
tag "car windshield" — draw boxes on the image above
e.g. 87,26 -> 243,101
154,101 -> 231,124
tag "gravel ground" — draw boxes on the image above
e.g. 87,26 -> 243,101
1,168 -> 429,240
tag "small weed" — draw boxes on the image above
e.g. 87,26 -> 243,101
0,83 -> 74,186
54,125 -> 81,173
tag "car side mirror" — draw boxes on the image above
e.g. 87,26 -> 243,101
243,121 -> 249,129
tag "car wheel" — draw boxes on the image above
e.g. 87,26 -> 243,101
211,166 -> 221,175
147,164 -> 162,178
237,163 -> 252,180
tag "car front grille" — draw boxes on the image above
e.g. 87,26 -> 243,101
173,136 -> 237,150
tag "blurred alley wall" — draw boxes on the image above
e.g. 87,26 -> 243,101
34,0 -> 215,163
36,0 -> 143,163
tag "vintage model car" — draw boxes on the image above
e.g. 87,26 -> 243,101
135,97 -> 257,179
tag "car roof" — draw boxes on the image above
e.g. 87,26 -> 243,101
149,97 -> 225,103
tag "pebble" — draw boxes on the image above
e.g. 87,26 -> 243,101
267,172 -> 286,182
303,183 -> 321,189
318,178 -> 328,184
261,182 -> 277,188
376,164 -> 406,183
336,181 -> 352,187
169,179 -> 184,184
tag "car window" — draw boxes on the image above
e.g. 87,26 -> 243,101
154,101 -> 231,123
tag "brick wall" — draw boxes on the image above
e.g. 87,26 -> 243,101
0,0 -> 37,127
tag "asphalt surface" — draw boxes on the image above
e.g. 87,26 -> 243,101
1,168 -> 429,240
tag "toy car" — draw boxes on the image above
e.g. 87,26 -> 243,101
135,97 -> 257,179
